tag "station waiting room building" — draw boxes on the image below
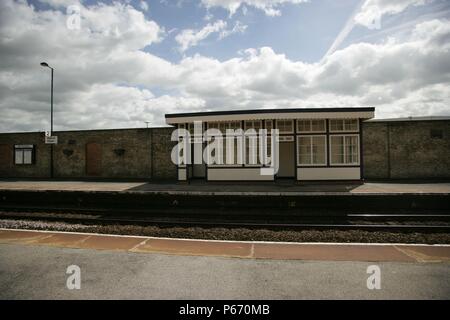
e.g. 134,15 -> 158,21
165,107 -> 375,181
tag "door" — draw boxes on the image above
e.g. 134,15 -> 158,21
86,142 -> 102,176
0,144 -> 11,174
191,142 -> 206,178
277,141 -> 295,178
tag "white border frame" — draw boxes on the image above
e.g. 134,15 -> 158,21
297,119 -> 326,133
244,120 -> 262,131
296,135 -> 327,166
264,120 -> 273,132
275,119 -> 294,134
329,134 -> 360,166
329,119 -> 359,133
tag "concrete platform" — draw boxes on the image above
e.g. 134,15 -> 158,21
1,229 -> 449,263
2,242 -> 450,299
0,180 -> 449,216
0,180 -> 449,194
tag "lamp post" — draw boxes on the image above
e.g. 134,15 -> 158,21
40,62 -> 54,178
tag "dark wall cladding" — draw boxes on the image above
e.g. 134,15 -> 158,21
0,120 -> 449,180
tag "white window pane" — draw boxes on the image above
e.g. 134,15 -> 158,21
298,136 -> 311,165
298,120 -> 310,132
344,119 -> 358,131
330,120 -> 343,131
312,136 -> 326,164
23,150 -> 32,164
245,136 -> 258,165
15,150 -> 23,164
330,136 -> 344,164
277,120 -> 293,133
344,136 -> 359,164
311,120 -> 325,132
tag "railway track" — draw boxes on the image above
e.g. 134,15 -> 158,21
1,209 -> 449,232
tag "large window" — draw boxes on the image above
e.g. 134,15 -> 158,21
330,135 -> 359,165
329,119 -> 358,132
14,145 -> 34,165
297,136 -> 326,166
275,119 -> 294,134
297,119 -> 326,133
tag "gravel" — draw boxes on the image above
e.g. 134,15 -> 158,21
1,218 -> 450,244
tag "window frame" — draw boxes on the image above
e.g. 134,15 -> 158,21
329,134 -> 360,166
296,135 -> 327,167
14,144 -> 35,165
264,120 -> 273,133
297,119 -> 326,133
243,133 -> 262,167
275,119 -> 294,134
329,119 -> 359,133
244,120 -> 262,131
206,135 -> 244,167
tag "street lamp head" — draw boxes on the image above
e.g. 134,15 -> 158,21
40,62 -> 49,67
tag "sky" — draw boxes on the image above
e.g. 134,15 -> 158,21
0,0 -> 449,132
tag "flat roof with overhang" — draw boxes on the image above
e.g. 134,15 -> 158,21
165,107 -> 375,124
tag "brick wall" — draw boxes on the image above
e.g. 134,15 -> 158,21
0,132 -> 51,178
1,120 -> 449,180
0,128 -> 177,180
363,120 -> 450,179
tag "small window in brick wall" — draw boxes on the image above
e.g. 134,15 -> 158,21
14,145 -> 35,165
430,129 -> 443,139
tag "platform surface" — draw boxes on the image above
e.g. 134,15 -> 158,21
0,229 -> 449,299
0,180 -> 449,194
1,229 -> 449,263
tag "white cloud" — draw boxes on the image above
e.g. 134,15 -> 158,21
0,0 -> 449,133
175,20 -> 227,52
219,21 -> 248,39
355,0 -> 431,28
175,19 -> 247,52
200,0 -> 308,17
140,1 -> 149,12
38,0 -> 81,7
324,0 -> 432,59
174,19 -> 450,118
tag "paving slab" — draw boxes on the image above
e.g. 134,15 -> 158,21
132,238 -> 252,258
78,235 -> 146,251
252,243 -> 416,262
31,233 -> 91,248
0,229 -> 53,243
394,246 -> 450,263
